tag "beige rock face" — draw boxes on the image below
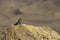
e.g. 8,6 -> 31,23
0,24 -> 60,40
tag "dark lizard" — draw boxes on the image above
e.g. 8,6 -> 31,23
14,18 -> 22,25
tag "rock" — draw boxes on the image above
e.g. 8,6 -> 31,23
0,24 -> 60,40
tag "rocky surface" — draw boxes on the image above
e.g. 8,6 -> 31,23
0,24 -> 60,40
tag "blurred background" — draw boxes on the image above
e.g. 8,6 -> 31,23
0,0 -> 60,33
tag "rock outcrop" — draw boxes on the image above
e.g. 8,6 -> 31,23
0,24 -> 60,40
